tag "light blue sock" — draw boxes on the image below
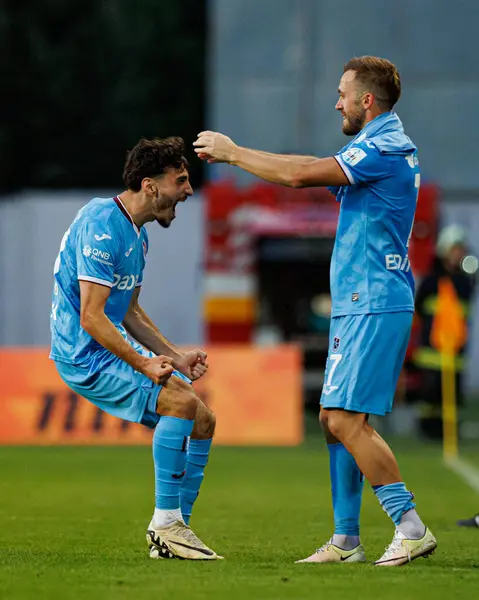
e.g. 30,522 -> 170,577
181,438 -> 213,525
373,482 -> 416,526
153,416 -> 194,510
328,443 -> 364,536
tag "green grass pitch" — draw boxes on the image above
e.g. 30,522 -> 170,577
1,440 -> 479,599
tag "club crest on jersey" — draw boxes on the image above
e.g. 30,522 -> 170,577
332,336 -> 340,352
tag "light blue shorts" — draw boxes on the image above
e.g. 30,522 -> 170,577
320,312 -> 413,416
54,340 -> 191,429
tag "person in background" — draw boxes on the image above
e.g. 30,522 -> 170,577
413,225 -> 476,439
457,513 -> 479,528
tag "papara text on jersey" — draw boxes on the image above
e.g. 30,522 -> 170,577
112,274 -> 140,290
385,253 -> 411,272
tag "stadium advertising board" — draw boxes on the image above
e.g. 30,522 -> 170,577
0,346 -> 302,446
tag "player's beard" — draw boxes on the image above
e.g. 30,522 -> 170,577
157,218 -> 172,228
157,208 -> 174,228
342,105 -> 366,136
155,196 -> 176,228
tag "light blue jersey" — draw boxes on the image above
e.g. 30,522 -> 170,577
329,112 -> 420,317
50,196 -> 149,368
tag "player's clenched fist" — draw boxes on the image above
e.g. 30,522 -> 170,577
143,355 -> 174,385
193,131 -> 237,163
174,349 -> 209,381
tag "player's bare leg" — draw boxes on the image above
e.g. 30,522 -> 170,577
323,409 -> 436,566
324,410 -> 402,485
147,376 -> 221,560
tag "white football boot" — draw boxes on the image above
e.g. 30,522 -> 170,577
147,519 -> 223,560
375,527 -> 437,566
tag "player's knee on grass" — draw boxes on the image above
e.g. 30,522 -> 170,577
191,399 -> 216,440
325,410 -> 367,446
156,376 -> 197,420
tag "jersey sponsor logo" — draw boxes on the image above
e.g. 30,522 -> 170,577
341,146 -> 367,166
385,253 -> 411,272
125,246 -> 134,257
83,245 -> 113,266
94,233 -> 112,241
143,241 -> 148,258
112,273 -> 139,290
351,293 -> 359,302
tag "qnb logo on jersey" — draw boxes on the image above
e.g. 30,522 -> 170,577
112,274 -> 139,291
385,253 -> 411,272
83,245 -> 112,266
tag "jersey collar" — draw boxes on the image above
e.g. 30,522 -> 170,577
114,196 -> 140,237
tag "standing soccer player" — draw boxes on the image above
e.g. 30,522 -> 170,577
50,137 -> 221,560
194,56 -> 437,566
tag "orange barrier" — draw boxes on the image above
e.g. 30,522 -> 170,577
0,346 -> 303,446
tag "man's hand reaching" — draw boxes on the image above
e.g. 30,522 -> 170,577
193,131 -> 238,164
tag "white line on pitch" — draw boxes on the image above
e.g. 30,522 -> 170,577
445,457 -> 479,494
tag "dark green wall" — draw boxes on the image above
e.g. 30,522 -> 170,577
0,0 -> 206,191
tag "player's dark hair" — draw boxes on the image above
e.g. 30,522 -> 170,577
344,56 -> 401,110
123,137 -> 188,191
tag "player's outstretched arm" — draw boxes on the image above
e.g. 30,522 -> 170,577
246,149 -> 319,165
123,288 -> 209,381
79,281 -> 173,385
193,131 -> 349,188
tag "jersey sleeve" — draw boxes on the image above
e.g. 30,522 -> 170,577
335,141 -> 391,185
76,220 -> 120,288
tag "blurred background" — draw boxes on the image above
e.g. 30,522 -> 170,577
1,0 -> 479,448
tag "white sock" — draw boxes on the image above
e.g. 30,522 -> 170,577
331,534 -> 361,550
397,509 -> 426,539
153,508 -> 182,527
